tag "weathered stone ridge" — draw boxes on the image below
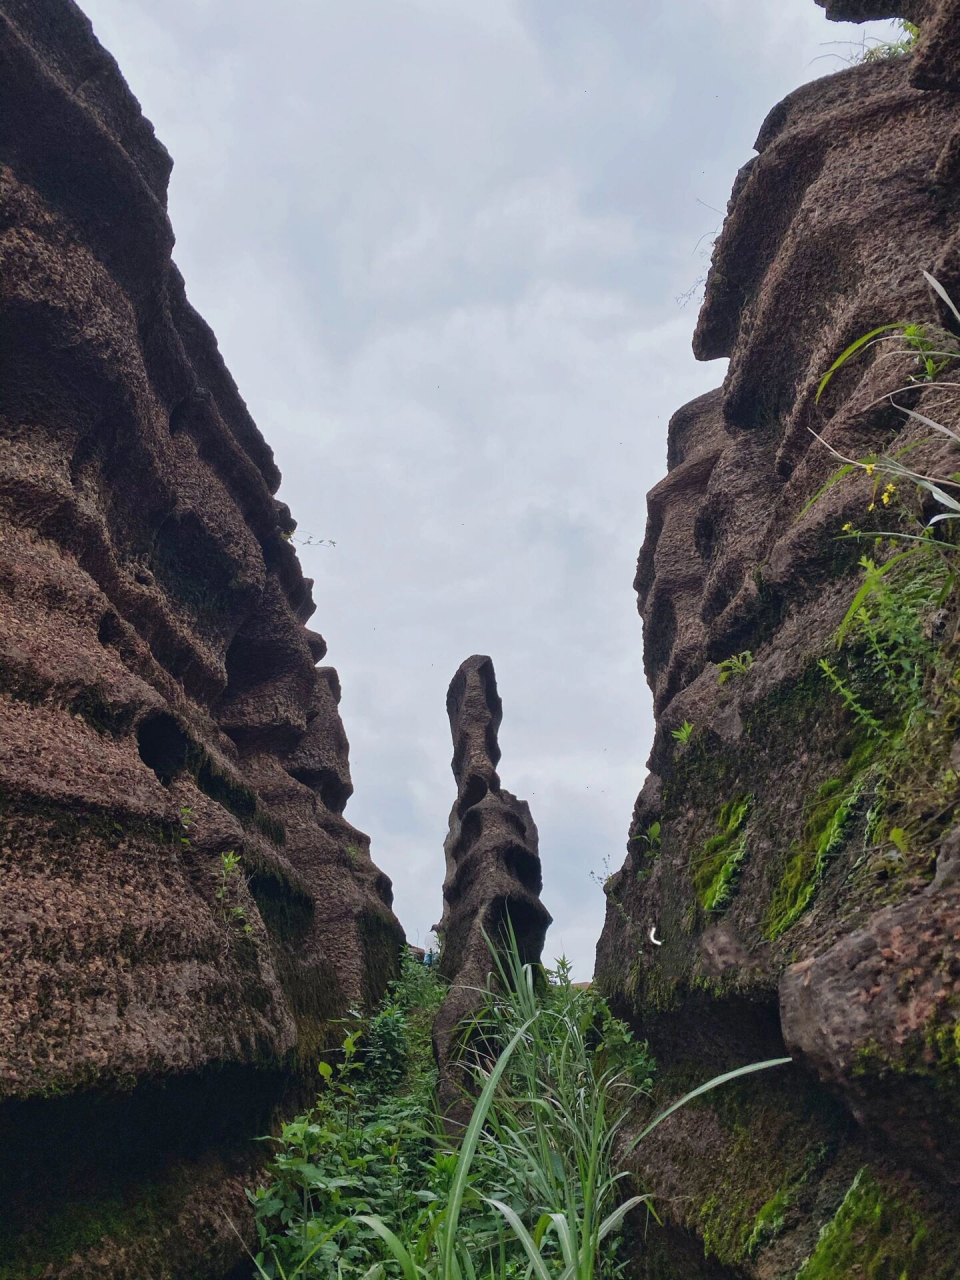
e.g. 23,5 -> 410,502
433,656 -> 550,1110
0,1 -> 402,1273
598,5 -> 960,1276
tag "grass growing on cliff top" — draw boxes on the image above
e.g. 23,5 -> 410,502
246,933 -> 790,1280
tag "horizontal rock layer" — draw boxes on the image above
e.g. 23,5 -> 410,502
599,6 -> 960,1277
0,1 -> 403,1274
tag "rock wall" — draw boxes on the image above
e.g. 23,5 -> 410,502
0,2 -> 403,1274
597,5 -> 960,1277
433,656 -> 551,1114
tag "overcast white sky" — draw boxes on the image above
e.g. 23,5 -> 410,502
82,0 -> 897,978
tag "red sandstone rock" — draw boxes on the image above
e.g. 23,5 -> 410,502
599,8 -> 960,1274
0,1 -> 402,1272
432,656 -> 550,1115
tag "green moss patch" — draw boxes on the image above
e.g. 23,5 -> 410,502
926,1013 -> 960,1073
796,1167 -> 949,1280
680,1079 -> 839,1270
744,1185 -> 793,1258
194,750 -> 285,845
763,774 -> 865,941
853,1008 -> 960,1105
0,1190 -> 164,1280
692,796 -> 751,913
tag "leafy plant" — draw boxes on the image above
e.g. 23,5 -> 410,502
216,850 -> 251,934
817,658 -> 885,737
717,651 -> 753,685
672,720 -> 694,744
247,928 -> 791,1280
799,270 -> 960,880
859,19 -> 920,62
249,953 -> 445,1279
630,821 -> 661,853
589,854 -> 617,894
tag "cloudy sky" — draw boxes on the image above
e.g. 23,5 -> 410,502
82,0 -> 898,978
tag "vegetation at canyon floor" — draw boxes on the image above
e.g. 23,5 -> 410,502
247,937 -> 786,1280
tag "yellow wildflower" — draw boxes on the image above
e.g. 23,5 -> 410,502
882,491 -> 893,505
867,502 -> 876,512
865,463 -> 876,476
842,522 -> 854,533
884,482 -> 896,494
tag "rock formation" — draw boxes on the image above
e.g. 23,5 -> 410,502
433,656 -> 551,1113
597,5 -> 960,1276
0,1 -> 403,1274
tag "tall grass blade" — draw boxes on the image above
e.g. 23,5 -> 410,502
354,1217 -> 420,1280
923,270 -> 960,328
484,1199 -> 554,1280
836,551 -> 917,647
816,324 -> 903,402
899,404 -> 960,450
596,1194 -> 650,1242
629,1057 -> 792,1149
799,463 -> 855,517
443,1021 -> 534,1280
544,1212 -> 577,1270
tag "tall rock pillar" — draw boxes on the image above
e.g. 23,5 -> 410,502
432,656 -> 551,1112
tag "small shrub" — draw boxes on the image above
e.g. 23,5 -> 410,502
718,651 -> 753,685
249,952 -> 444,1278
859,19 -> 920,62
216,850 -> 251,935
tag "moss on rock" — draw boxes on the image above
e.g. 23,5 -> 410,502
795,1167 -> 951,1280
693,796 -> 751,913
764,773 -> 866,940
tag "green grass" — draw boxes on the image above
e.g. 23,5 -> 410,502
247,929 -> 789,1280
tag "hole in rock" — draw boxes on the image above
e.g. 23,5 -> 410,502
502,846 -> 542,895
97,611 -> 125,648
456,774 -> 489,819
137,713 -> 189,785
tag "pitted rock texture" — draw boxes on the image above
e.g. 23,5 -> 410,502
0,1 -> 402,1273
599,10 -> 960,1277
433,656 -> 551,1114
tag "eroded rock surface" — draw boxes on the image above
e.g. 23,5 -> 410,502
598,7 -> 960,1276
433,656 -> 551,1113
0,1 -> 402,1274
